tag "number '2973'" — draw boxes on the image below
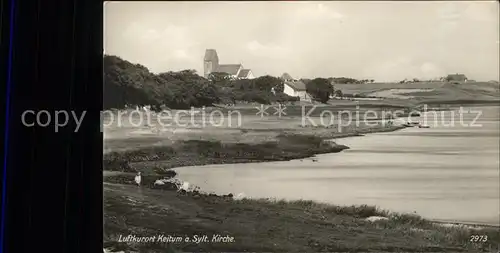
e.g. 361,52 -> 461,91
470,235 -> 488,243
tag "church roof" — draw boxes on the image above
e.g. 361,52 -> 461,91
217,64 -> 242,75
281,73 -> 293,80
204,49 -> 219,61
237,69 -> 251,78
284,80 -> 307,91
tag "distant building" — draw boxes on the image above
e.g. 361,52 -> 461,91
204,49 -> 254,79
280,73 -> 311,101
446,73 -> 468,83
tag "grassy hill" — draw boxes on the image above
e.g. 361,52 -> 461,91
335,81 -> 500,105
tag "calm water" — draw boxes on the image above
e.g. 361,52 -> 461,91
175,106 -> 500,225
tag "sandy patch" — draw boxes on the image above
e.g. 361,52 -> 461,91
434,223 -> 488,231
368,89 -> 435,99
365,216 -> 389,222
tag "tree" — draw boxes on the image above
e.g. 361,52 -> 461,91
329,77 -> 359,84
208,72 -> 231,84
104,55 -> 222,109
254,75 -> 283,92
180,69 -> 197,75
306,78 -> 334,103
335,89 -> 343,99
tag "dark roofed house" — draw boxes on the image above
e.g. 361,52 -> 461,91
284,80 -> 307,91
237,69 -> 254,79
446,73 -> 468,83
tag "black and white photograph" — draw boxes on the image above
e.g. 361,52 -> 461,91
102,2 -> 499,252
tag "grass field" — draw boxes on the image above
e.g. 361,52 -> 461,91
104,182 -> 500,252
336,81 -> 500,105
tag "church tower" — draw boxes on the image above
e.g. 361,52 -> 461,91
204,49 -> 219,78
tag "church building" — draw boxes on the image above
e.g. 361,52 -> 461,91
204,49 -> 255,79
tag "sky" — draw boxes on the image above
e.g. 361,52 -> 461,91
104,1 -> 499,82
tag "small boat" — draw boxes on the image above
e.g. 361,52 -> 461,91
418,125 -> 430,128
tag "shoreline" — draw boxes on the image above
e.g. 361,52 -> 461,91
431,219 -> 500,229
103,124 -> 407,173
103,124 -> 406,177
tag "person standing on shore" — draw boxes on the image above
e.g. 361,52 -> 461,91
135,172 -> 141,186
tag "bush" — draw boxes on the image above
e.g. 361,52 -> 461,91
306,78 -> 334,103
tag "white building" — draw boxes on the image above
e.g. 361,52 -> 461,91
281,73 -> 311,101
